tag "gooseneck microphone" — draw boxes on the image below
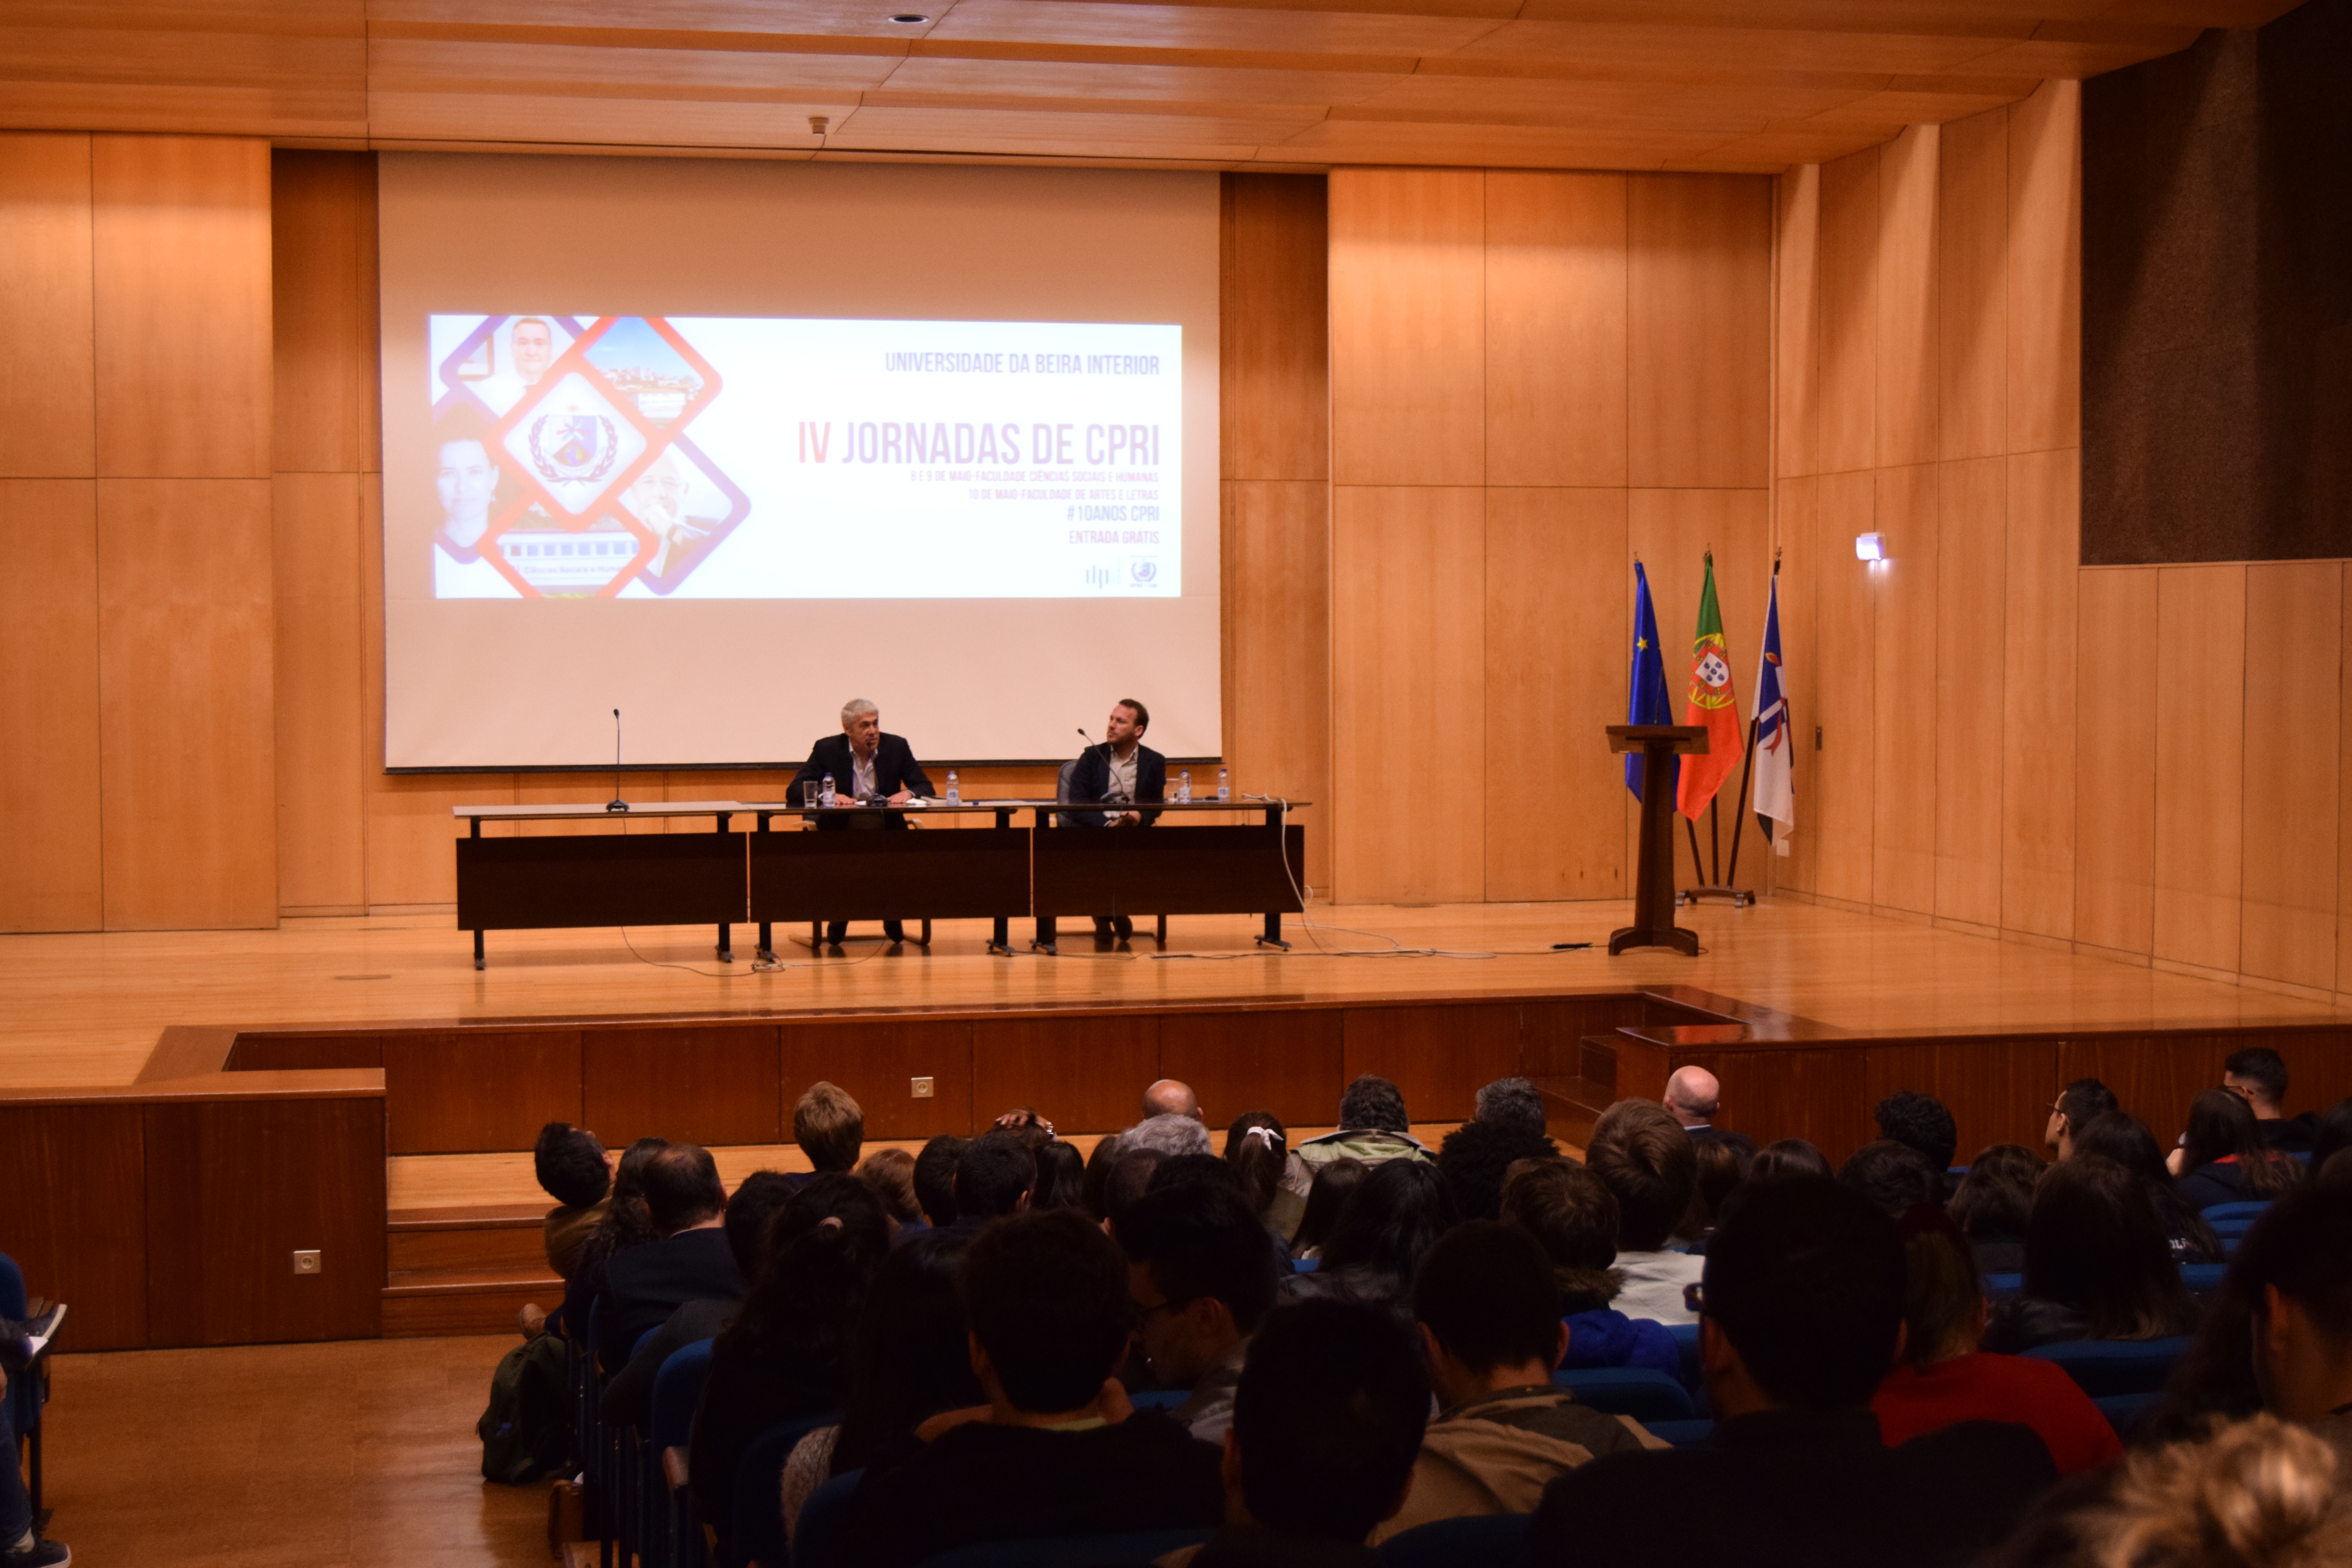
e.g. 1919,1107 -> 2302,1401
606,708 -> 630,813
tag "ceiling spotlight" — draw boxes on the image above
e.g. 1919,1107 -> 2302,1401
809,115 -> 830,136
1854,532 -> 1885,562
889,13 -> 929,21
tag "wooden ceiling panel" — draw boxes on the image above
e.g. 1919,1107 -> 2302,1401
877,54 -> 1407,108
368,0 -> 950,43
368,89 -> 834,149
1345,71 -> 1869,127
933,1 -> 1510,57
368,39 -> 901,98
1441,19 -> 2029,75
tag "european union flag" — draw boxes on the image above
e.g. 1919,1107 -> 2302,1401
1626,560 -> 1678,802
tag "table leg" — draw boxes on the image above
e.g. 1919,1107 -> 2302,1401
473,929 -> 485,969
811,920 -> 823,953
716,923 -> 733,962
1156,914 -> 1167,946
1256,910 -> 1290,950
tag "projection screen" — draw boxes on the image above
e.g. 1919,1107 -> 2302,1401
377,154 -> 1220,770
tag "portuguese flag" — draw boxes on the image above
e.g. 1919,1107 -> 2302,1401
1675,554 -> 1744,821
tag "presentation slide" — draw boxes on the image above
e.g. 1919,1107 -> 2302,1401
427,314 -> 1183,602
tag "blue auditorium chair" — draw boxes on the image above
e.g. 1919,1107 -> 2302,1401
2094,1391 -> 2164,1441
1378,1512 -> 1530,1565
2022,1336 -> 2194,1398
2202,1200 -> 2270,1228
1982,1272 -> 2024,1300
648,1339 -> 716,1568
1553,1365 -> 1695,1423
1291,1257 -> 1321,1274
915,1528 -> 1215,1567
1125,1388 -> 1189,1413
2180,1262 -> 2228,1302
791,1468 -> 864,1568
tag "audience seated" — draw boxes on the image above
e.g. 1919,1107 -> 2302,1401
942,1129 -> 1035,1239
854,1147 -> 924,1233
598,1142 -> 746,1367
2311,1098 -> 2352,1174
689,1174 -> 888,1534
1524,1176 -> 2058,1568
2171,1087 -> 2305,1210
1126,1112 -> 1215,1160
1675,1130 -> 1753,1247
1281,1156 -> 1457,1319
599,1169 -> 796,1429
560,1135 -> 666,1340
1031,1140 -> 1087,1211
844,1210 -> 1224,1566
912,1135 -> 965,1229
1838,1139 -> 1945,1218
0,1300 -> 67,1568
1119,1182 -> 1281,1442
991,1104 -> 1058,1152
1376,1222 -> 1661,1542
793,1081 -> 864,1179
532,1121 -> 612,1280
1104,1146 -> 1166,1234
1083,1132 -> 1125,1220
1870,1211 -> 2122,1476
1434,1078 -> 1560,1222
1289,1157 -> 1369,1262
1748,1137 -> 1833,1181
2235,1181 -> 2352,1467
1223,1111 -> 1308,1242
1145,1078 -> 1207,1123
1585,1100 -> 1703,1325
2044,1078 -> 2118,1161
2223,1047 -> 2318,1155
1949,1143 -> 2042,1276
2071,1111 -> 2223,1263
1664,1066 -> 1724,1138
1498,1158 -> 1679,1378
1873,1091 -> 1960,1194
1981,1155 -> 2200,1354
1297,1075 -> 1432,1171
1177,1299 -> 1429,1568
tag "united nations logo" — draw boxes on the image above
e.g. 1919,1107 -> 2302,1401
1130,559 -> 1159,585
528,412 -> 620,484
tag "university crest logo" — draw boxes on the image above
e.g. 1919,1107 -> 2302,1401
531,412 -> 620,483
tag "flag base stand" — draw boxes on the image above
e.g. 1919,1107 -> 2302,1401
1677,885 -> 1754,907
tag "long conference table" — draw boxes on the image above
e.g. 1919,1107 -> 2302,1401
451,798 -> 1308,967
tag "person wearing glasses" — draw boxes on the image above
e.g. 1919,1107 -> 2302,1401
2042,1078 -> 2117,1161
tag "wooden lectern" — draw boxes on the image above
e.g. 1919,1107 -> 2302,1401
1608,724 -> 1710,956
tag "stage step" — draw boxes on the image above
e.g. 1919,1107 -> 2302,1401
1534,1034 -> 1624,1145
384,1202 -> 559,1337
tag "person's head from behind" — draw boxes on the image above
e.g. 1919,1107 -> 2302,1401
1224,1111 -> 1288,1218
991,1106 -> 1056,1154
1699,1176 -> 1905,1416
2312,1097 -> 2352,1172
1949,1143 -> 2042,1240
2025,1154 -> 2195,1339
534,1122 -> 610,1209
1896,1210 -> 1983,1368
1681,1134 -> 1751,1238
1029,1140 -> 1086,1212
1320,1156 -> 1459,1285
1149,1152 -> 1246,1199
1292,1157 -> 1368,1256
953,1130 -> 1034,1220
723,1172 -> 891,1372
2185,1087 -> 2301,1198
1663,1065 -> 1721,1127
2071,1111 -> 2170,1186
2048,1076 -> 2118,1158
1838,1139 -> 1944,1218
2222,1047 -> 2290,1119
1873,1090 -> 1958,1174
588,1136 -> 671,1254
1082,1133 -> 1123,1221
1104,1147 -> 1162,1233
2234,1183 -> 2352,1424
1499,1156 -> 1617,1278
2034,1416 -> 2347,1568
1747,1138 -> 1832,1182
1338,1074 -> 1409,1135
1227,1300 -> 1428,1544
1123,1112 -> 1212,1160
958,1209 -> 1131,1417
1119,1181 -> 1280,1387
833,1231 -> 985,1470
722,1170 -> 801,1279
855,1147 -> 922,1227
641,1142 -> 725,1236
913,1135 -> 965,1227
1472,1077 -> 1546,1137
1586,1099 -> 1698,1252
792,1080 -> 863,1173
1412,1221 -> 1567,1409
1143,1077 -> 1201,1122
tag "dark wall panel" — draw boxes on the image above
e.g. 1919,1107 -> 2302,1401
583,1025 -> 780,1149
382,1029 -> 581,1153
0,1104 -> 148,1350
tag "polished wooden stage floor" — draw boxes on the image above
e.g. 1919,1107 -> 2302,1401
1,896 -> 2338,1093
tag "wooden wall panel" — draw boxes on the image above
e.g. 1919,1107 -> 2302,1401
1328,169 -> 1483,487
780,1019 -> 973,1142
2005,80 -> 2082,458
2340,565 -> 2352,994
272,149 -> 379,476
1870,463 -> 1938,914
1937,106 -> 2009,463
1485,171 -> 1626,489
1626,174 -> 1770,490
1864,1039 -> 2057,1161
2073,568 -> 2158,956
0,1104 -> 147,1350
1873,125 -> 1941,471
91,136 -> 271,480
1693,1047 -> 1870,1161
1330,485 -> 1486,904
1773,474 -> 1822,893
1222,480 -> 1331,890
1816,147 -> 1880,478
96,478 -> 279,929
583,1024 -> 782,1149
272,470 -> 366,912
974,1015 -> 1158,1134
144,1095 -> 385,1346
1485,488 -> 1626,900
1813,471 -> 1877,903
2239,563 -> 2341,991
382,1029 -> 581,1154
1774,165 -> 1821,481
1341,1003 -> 1520,1123
2151,565 -> 2247,973
1627,488 -> 1773,711
0,480 -> 103,931
0,132 -> 96,478
1934,457 -> 2005,927
2000,447 -> 2078,939
1158,1009 -> 1343,1131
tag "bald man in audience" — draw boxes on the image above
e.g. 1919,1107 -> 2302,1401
1145,1079 -> 1203,1123
1666,1068 -> 1725,1142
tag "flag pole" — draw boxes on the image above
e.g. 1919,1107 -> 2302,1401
1725,550 -> 1780,891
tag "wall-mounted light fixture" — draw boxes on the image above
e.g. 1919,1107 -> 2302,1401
1854,532 -> 1885,562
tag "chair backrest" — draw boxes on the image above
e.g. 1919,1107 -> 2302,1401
918,1528 -> 1215,1568
792,1467 -> 865,1568
1291,1257 -> 1321,1274
1378,1512 -> 1532,1566
2021,1336 -> 2195,1398
1552,1366 -> 1695,1423
1983,1271 -> 2024,1300
2201,1200 -> 2272,1225
2092,1390 -> 2164,1442
730,1411 -> 842,1566
1664,1321 -> 1702,1394
0,1254 -> 28,1322
647,1339 -> 717,1450
1056,759 -> 1081,804
2180,1263 -> 2229,1301
1126,1388 -> 1189,1413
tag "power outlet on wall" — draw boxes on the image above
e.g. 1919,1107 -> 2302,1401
292,1249 -> 322,1275
910,1076 -> 935,1099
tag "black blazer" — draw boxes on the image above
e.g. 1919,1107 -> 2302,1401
791,733 -> 933,830
1067,742 -> 1166,826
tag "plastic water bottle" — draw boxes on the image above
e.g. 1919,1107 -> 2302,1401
820,772 -> 835,806
945,769 -> 960,804
1216,768 -> 1230,802
1178,768 -> 1192,802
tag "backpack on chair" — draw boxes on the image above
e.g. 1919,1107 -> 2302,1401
479,1332 -> 572,1484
